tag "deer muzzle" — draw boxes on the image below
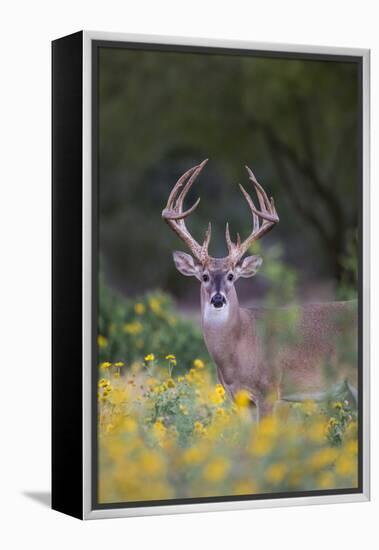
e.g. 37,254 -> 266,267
211,292 -> 227,309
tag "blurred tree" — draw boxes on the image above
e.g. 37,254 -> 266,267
241,58 -> 358,280
98,47 -> 359,298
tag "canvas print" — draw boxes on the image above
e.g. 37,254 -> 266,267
95,45 -> 361,506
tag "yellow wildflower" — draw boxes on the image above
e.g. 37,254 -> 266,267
182,446 -> 204,465
140,451 -> 164,476
134,302 -> 146,315
335,455 -> 356,477
215,384 -> 225,398
345,439 -> 358,455
153,385 -> 164,394
153,420 -> 166,438
186,368 -> 201,384
102,384 -> 112,395
100,386 -> 112,400
97,335 -> 108,348
111,388 -> 128,405
193,358 -> 205,369
303,400 -> 318,415
233,480 -> 258,495
257,416 -> 279,438
100,361 -> 112,370
265,463 -> 287,484
234,389 -> 251,408
166,354 -> 177,366
194,421 -> 207,435
306,420 -> 326,444
179,404 -> 188,415
250,435 -> 274,456
308,448 -> 338,470
144,353 -> 155,362
123,321 -> 143,335
318,471 -> 335,490
210,383 -> 225,405
114,361 -> 124,367
203,457 -> 230,482
148,297 -> 161,314
166,378 -> 176,388
123,417 -> 137,433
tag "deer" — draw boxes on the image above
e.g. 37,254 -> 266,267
162,159 -> 357,419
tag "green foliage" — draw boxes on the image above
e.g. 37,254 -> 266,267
337,229 -> 358,300
98,48 -> 359,293
98,275 -> 209,371
256,241 -> 298,305
142,361 -> 217,446
325,399 -> 357,447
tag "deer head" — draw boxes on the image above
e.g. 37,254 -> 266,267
162,159 -> 279,313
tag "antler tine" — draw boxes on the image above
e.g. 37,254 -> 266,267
225,222 -> 233,256
270,196 -> 278,218
175,159 -> 208,214
238,180 -> 260,231
238,183 -> 278,223
225,222 -> 243,258
245,166 -> 272,211
162,160 -> 211,262
225,166 -> 279,263
201,222 -> 212,261
162,197 -> 201,221
166,166 -> 197,211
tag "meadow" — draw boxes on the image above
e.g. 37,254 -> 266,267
97,272 -> 358,504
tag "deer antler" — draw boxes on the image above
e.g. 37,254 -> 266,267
225,166 -> 279,264
163,161 -> 278,265
162,159 -> 211,263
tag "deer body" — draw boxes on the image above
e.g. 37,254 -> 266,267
162,160 -> 357,418
202,289 -> 357,417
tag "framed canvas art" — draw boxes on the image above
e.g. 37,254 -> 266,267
52,31 -> 370,519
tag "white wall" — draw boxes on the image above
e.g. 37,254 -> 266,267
1,1 -> 377,548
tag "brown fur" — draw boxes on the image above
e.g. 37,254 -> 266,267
202,282 -> 357,418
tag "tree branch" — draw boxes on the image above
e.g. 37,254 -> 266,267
247,115 -> 344,230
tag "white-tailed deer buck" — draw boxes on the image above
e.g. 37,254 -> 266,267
162,160 -> 357,419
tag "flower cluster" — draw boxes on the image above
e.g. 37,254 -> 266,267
98,355 -> 358,504
97,283 -> 208,369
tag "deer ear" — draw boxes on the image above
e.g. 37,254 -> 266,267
237,255 -> 263,278
172,251 -> 201,278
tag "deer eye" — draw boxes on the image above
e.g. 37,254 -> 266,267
202,274 -> 209,282
227,273 -> 234,281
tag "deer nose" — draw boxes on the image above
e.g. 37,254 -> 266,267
211,293 -> 226,308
